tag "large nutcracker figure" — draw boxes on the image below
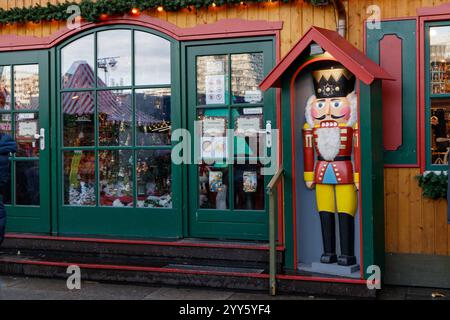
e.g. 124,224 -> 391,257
303,64 -> 359,266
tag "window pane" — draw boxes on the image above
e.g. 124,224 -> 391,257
97,30 -> 132,87
136,150 -> 172,208
199,163 -> 229,209
197,108 -> 228,162
0,114 -> 11,135
197,55 -> 228,105
99,150 -> 133,207
63,151 -> 96,206
231,53 -> 264,104
233,163 -> 265,210
0,66 -> 11,111
430,99 -> 450,165
98,90 -> 132,146
136,88 -> 171,146
233,107 -> 263,158
15,112 -> 39,157
61,34 -> 95,89
14,64 -> 39,110
15,160 -> 39,205
62,91 -> 95,147
135,31 -> 171,85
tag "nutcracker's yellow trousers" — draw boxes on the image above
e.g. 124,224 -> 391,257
315,184 -> 357,217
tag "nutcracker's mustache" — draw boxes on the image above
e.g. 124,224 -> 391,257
314,115 -> 326,120
331,114 -> 345,119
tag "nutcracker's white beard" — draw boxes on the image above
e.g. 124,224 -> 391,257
315,127 -> 341,161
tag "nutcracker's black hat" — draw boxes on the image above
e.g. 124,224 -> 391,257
312,63 -> 355,99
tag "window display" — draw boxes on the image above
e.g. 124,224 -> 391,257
231,53 -> 264,104
430,99 -> 450,165
60,29 -> 173,209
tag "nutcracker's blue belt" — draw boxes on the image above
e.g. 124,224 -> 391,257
317,156 -> 351,162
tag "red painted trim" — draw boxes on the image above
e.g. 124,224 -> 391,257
0,258 -> 368,285
5,233 -> 285,252
418,3 -> 450,17
380,35 -> 403,152
277,274 -> 367,285
0,16 -> 283,52
260,26 -> 394,91
0,258 -> 269,279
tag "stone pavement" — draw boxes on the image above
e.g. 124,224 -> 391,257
0,275 -> 450,300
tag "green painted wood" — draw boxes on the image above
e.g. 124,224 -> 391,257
185,38 -> 276,241
55,25 -> 182,238
360,80 -> 385,279
1,50 -> 51,233
365,19 -> 417,166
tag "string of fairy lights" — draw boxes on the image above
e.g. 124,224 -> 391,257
0,0 -> 325,24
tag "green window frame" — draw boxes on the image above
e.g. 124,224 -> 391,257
425,21 -> 450,171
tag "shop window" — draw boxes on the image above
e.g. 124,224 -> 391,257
60,28 -> 173,208
427,24 -> 450,169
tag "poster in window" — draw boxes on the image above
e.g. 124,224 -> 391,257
235,116 -> 262,137
205,75 -> 225,105
243,171 -> 257,193
17,120 -> 37,138
209,171 -> 223,193
201,136 -> 227,160
202,117 -> 226,136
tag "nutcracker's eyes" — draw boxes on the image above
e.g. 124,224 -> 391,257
332,100 -> 343,108
315,101 -> 325,109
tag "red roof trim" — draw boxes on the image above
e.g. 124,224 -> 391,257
0,15 -> 283,52
417,2 -> 450,17
260,26 -> 394,91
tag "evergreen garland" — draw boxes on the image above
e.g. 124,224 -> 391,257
0,0 -> 315,25
416,171 -> 448,200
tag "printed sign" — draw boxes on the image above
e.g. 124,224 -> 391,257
17,120 -> 37,138
235,116 -> 262,137
209,171 -> 223,193
243,171 -> 257,193
243,107 -> 263,115
202,117 -> 226,136
244,90 -> 263,104
205,75 -> 225,105
201,136 -> 227,160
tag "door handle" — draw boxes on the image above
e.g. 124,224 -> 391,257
34,128 -> 45,151
266,120 -> 272,148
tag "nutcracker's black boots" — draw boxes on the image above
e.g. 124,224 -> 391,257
338,213 -> 357,266
319,212 -> 337,264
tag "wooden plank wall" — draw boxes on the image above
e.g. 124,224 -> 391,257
0,0 -> 448,255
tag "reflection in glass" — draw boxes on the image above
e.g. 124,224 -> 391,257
62,91 -> 95,146
97,30 -> 132,87
61,34 -> 95,89
14,65 -> 39,110
15,160 -> 39,205
98,90 -> 132,146
99,150 -> 133,207
0,66 -> 11,111
197,55 -> 228,105
136,150 -> 172,208
63,151 -> 96,206
15,113 -> 39,157
136,88 -> 171,146
430,99 -> 450,165
0,114 -> 11,135
234,163 -> 264,210
135,31 -> 171,85
231,53 -> 264,104
198,164 -> 229,209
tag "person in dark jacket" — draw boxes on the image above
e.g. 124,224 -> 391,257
0,133 -> 16,245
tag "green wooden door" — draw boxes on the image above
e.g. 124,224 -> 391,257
57,26 -> 182,238
185,39 -> 276,240
0,50 -> 51,233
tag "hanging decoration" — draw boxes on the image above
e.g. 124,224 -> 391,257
0,0 -> 321,25
416,171 -> 448,200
